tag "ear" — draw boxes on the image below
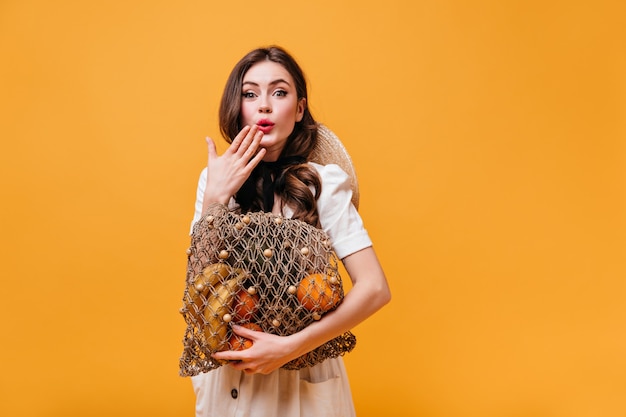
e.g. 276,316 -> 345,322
295,98 -> 306,122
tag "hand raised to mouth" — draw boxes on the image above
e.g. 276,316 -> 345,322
201,125 -> 266,211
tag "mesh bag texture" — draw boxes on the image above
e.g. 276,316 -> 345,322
179,203 -> 357,377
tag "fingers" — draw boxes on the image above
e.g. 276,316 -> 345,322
206,136 -> 217,162
224,357 -> 257,374
229,125 -> 251,153
229,125 -> 263,158
211,349 -> 247,364
240,126 -> 263,157
231,323 -> 258,338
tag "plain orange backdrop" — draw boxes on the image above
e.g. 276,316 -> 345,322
1,1 -> 625,416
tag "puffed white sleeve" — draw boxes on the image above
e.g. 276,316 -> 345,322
190,168 -> 208,234
312,162 -> 372,259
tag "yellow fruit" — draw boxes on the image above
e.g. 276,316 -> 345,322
184,263 -> 230,323
203,271 -> 246,355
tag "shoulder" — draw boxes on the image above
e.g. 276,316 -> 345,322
308,160 -> 359,211
309,162 -> 350,188
308,162 -> 371,258
309,161 -> 354,206
308,162 -> 352,210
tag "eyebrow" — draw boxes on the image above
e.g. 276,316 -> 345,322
242,79 -> 292,87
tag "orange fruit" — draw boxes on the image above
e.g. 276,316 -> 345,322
228,322 -> 263,351
296,273 -> 340,312
233,289 -> 260,321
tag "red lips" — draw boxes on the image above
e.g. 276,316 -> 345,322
256,119 -> 274,134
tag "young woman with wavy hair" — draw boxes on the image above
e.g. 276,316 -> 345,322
187,45 -> 390,417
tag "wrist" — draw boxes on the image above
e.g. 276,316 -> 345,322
286,327 -> 319,360
202,194 -> 231,212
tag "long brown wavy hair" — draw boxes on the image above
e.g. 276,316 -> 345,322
218,46 -> 321,226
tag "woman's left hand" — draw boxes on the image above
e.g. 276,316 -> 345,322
211,324 -> 296,375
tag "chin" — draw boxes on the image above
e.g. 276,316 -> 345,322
259,138 -> 273,148
260,136 -> 284,148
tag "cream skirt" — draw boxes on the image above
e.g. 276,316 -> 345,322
191,357 -> 356,417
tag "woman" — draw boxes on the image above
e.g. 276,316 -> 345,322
186,45 -> 391,417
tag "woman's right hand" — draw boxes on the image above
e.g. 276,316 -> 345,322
202,125 -> 266,212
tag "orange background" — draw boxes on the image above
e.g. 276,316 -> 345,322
1,1 -> 625,416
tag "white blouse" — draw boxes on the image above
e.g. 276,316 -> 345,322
190,162 -> 372,260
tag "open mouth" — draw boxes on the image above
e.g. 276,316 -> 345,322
257,119 -> 274,127
257,119 -> 275,133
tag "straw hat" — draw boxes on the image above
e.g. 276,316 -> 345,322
310,124 -> 360,210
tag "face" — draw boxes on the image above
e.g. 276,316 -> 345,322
240,60 -> 306,161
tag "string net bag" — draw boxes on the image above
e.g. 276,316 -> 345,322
179,124 -> 360,377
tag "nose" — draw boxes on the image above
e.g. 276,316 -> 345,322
258,96 -> 272,113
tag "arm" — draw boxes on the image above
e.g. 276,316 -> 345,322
211,162 -> 390,373
287,246 -> 391,358
213,246 -> 391,374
